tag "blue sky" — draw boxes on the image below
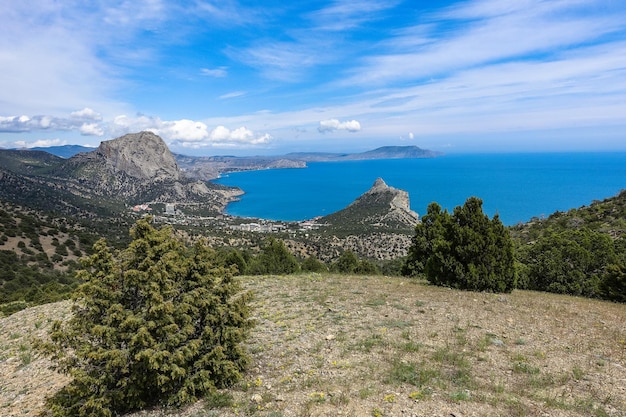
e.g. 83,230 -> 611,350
1,0 -> 625,155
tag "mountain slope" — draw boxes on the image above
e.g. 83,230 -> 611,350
510,189 -> 626,243
0,132 -> 240,212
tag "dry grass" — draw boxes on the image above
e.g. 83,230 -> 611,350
1,274 -> 625,417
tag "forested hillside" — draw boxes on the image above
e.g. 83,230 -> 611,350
511,190 -> 626,243
0,201 -> 132,315
511,190 -> 626,300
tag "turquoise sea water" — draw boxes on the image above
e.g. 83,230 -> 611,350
213,153 -> 626,225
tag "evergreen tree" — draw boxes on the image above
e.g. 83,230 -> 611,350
518,228 -> 616,297
354,259 -> 381,275
39,218 -> 253,417
601,262 -> 626,302
402,202 -> 449,277
247,237 -> 300,275
301,255 -> 328,273
216,248 -> 248,275
331,250 -> 359,273
403,197 -> 516,293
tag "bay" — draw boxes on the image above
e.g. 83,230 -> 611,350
213,152 -> 626,225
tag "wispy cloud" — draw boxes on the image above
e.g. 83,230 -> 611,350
229,0 -> 400,81
192,0 -> 264,27
344,0 -> 626,87
306,0 -> 401,31
201,67 -> 228,77
0,0 -> 169,116
219,91 -> 246,99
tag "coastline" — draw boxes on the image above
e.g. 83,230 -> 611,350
212,153 -> 626,225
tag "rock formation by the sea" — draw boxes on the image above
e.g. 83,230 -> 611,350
321,177 -> 419,231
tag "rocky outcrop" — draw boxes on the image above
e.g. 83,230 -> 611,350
54,132 -> 240,210
95,131 -> 181,181
321,178 -> 419,231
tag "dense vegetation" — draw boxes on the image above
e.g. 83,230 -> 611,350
512,190 -> 626,301
402,197 -> 516,293
400,193 -> 625,300
39,218 -> 253,417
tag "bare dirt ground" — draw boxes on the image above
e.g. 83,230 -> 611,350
1,274 -> 625,417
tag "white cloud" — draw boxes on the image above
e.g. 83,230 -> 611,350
30,138 -> 66,148
158,119 -> 210,142
193,0 -> 261,27
230,126 -> 253,141
71,107 -> 103,121
11,138 -> 66,148
79,123 -> 105,136
106,115 -> 272,149
202,125 -> 271,146
201,67 -> 228,77
0,114 -> 87,132
318,119 -> 361,133
0,116 -> 29,132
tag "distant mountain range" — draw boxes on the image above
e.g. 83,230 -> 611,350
284,145 -> 442,161
177,145 -> 442,180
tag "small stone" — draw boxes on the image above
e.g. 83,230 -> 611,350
490,338 -> 505,346
325,334 -> 335,341
251,394 -> 263,404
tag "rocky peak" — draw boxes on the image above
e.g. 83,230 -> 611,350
360,178 -> 418,218
321,178 -> 419,230
367,177 -> 391,194
95,131 -> 180,181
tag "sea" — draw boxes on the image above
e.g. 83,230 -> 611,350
213,152 -> 626,226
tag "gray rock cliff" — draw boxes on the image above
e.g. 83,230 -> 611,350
96,131 -> 181,181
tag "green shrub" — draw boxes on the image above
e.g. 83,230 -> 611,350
301,255 -> 328,273
38,218 -> 253,417
331,250 -> 359,273
600,263 -> 626,302
248,237 -> 300,275
403,197 -> 516,293
355,259 -> 381,275
219,248 -> 248,275
517,228 -> 615,297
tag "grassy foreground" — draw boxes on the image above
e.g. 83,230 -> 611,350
1,274 -> 625,417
